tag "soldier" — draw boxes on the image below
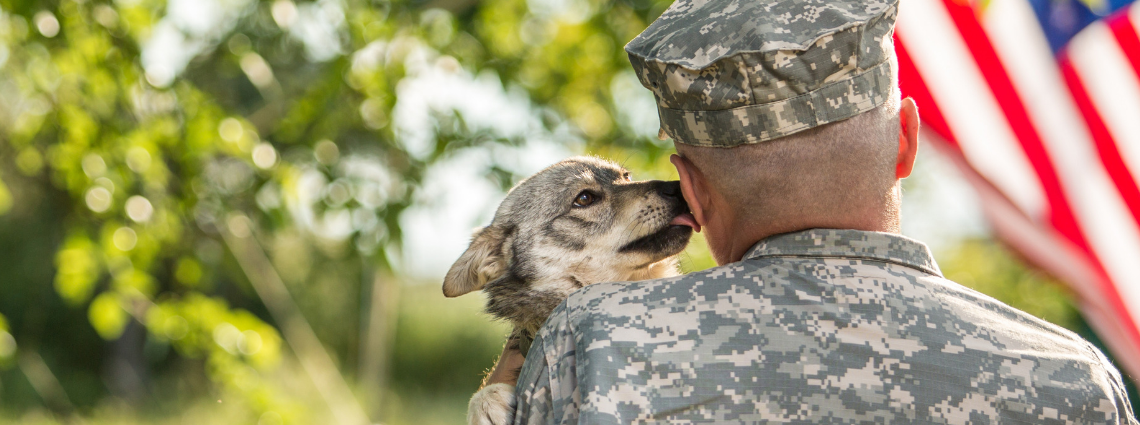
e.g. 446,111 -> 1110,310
495,0 -> 1140,423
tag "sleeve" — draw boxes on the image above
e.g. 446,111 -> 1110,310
513,302 -> 580,425
1086,341 -> 1139,425
1105,360 -> 1139,425
513,335 -> 554,424
1111,375 -> 1139,425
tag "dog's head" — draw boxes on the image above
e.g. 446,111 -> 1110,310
442,156 -> 697,330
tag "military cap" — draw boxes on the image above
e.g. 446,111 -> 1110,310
626,0 -> 899,147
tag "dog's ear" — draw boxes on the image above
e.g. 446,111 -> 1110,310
443,226 -> 509,297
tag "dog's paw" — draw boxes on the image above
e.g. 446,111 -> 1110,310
467,383 -> 517,425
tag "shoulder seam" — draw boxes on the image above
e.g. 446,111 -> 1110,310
747,254 -> 942,277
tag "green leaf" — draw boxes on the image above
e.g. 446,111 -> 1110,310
54,233 -> 102,305
0,331 -> 15,368
0,312 -> 14,367
0,176 -> 11,215
88,292 -> 129,340
113,268 -> 156,297
174,256 -> 204,287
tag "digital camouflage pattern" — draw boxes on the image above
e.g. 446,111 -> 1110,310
625,0 -> 897,147
513,229 -> 1138,424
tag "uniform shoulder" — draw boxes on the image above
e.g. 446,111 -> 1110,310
928,274 -> 1094,350
562,263 -> 753,315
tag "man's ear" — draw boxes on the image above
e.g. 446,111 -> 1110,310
443,225 -> 510,297
897,97 -> 921,179
670,154 -> 709,227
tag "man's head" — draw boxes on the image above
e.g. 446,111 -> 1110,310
625,0 -> 915,264
671,93 -> 920,264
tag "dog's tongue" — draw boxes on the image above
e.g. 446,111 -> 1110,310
669,213 -> 701,232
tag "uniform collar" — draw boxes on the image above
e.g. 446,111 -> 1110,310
743,228 -> 942,277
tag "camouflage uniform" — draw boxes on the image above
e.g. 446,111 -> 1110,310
513,229 -> 1138,424
513,0 -> 1138,423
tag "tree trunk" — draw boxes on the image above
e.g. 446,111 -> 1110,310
358,267 -> 399,418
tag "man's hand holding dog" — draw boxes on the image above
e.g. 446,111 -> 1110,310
487,343 -> 525,387
468,343 -> 525,425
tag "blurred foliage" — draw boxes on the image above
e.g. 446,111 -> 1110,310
0,0 -> 675,421
383,285 -> 508,425
0,313 -> 14,369
0,0 -> 1133,423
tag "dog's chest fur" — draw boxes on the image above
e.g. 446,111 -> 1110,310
484,255 -> 680,355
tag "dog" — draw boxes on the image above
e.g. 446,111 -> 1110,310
443,156 -> 699,425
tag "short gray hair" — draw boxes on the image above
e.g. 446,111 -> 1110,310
676,93 -> 902,229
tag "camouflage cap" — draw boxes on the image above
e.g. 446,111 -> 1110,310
626,0 -> 899,147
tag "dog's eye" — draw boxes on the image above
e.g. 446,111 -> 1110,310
572,191 -> 597,207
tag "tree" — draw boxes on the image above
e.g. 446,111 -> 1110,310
0,0 -> 674,421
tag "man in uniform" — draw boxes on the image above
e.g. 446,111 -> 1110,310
502,0 -> 1140,423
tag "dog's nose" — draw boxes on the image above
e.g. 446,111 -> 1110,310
657,181 -> 682,200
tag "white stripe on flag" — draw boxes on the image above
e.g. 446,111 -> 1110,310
1072,18 -> 1140,181
1134,2 -> 1140,35
1064,21 -> 1140,322
896,0 -> 1047,221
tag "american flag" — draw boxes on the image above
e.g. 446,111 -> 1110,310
895,0 -> 1140,379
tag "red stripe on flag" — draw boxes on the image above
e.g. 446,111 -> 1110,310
894,33 -> 957,149
939,0 -> 1140,346
1107,10 -> 1140,81
1061,51 -> 1140,240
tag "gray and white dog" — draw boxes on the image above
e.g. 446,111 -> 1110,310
443,156 -> 698,425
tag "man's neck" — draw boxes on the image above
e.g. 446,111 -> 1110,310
720,213 -> 901,265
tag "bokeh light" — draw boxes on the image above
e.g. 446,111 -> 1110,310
125,196 -> 153,223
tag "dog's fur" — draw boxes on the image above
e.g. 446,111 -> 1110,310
443,156 -> 694,425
